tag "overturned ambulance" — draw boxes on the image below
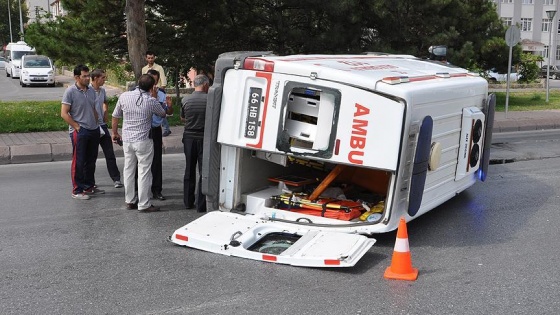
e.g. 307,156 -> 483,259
171,51 -> 495,267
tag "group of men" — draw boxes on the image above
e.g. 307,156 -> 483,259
61,51 -> 209,213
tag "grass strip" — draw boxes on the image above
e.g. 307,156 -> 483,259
1,91 -> 560,133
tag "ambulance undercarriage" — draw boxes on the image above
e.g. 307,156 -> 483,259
171,52 -> 494,267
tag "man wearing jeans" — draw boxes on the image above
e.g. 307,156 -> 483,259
61,65 -> 102,200
111,74 -> 173,212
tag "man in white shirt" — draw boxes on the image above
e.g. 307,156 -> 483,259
111,74 -> 173,212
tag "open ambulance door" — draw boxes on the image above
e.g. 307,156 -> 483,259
171,211 -> 375,267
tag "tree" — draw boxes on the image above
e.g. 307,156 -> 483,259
364,0 -> 514,69
0,0 -> 29,46
125,0 -> 147,78
25,0 -> 127,67
518,52 -> 543,83
22,0 -> 516,81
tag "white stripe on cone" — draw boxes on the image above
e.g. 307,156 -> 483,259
394,238 -> 410,252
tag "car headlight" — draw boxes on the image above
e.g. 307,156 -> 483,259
22,70 -> 28,75
48,70 -> 53,75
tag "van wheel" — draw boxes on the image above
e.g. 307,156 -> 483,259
553,74 -> 558,80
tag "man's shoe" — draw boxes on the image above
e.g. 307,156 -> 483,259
153,193 -> 166,200
162,130 -> 171,137
139,205 -> 160,213
114,180 -> 123,188
126,203 -> 138,210
72,193 -> 91,200
84,187 -> 105,195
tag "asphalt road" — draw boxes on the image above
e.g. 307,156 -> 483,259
1,144 -> 560,314
0,70 -> 121,101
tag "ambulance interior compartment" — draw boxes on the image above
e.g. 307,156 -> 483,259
222,84 -> 392,225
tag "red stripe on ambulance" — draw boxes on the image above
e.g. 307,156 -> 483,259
175,234 -> 188,241
347,103 -> 370,165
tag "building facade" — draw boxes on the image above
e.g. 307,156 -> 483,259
25,0 -> 64,24
494,0 -> 559,67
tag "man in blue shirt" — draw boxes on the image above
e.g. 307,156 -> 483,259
147,69 -> 172,200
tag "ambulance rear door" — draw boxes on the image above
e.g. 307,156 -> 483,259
171,211 -> 375,267
216,67 -> 406,171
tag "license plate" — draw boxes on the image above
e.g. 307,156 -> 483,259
245,87 -> 262,139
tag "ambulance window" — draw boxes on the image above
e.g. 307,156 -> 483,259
276,83 -> 340,158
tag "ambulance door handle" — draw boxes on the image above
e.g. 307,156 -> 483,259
229,231 -> 243,247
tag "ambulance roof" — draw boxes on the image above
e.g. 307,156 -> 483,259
6,41 -> 34,50
249,54 -> 472,88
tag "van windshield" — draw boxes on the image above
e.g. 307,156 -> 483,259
13,51 -> 35,60
25,59 -> 51,68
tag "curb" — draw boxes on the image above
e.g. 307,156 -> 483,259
0,127 -> 185,165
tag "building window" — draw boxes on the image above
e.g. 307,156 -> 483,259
501,0 -> 514,3
503,17 -> 513,27
521,18 -> 532,31
545,0 -> 554,5
545,45 -> 550,58
522,0 -> 533,4
556,45 -> 560,60
543,19 -> 553,32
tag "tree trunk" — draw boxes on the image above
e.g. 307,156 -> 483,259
125,0 -> 147,80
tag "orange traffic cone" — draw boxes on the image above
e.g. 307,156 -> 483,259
384,217 -> 418,281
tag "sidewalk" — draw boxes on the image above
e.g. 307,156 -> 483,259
1,110 -> 560,164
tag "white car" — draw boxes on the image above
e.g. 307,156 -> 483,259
486,68 -> 519,82
19,55 -> 56,87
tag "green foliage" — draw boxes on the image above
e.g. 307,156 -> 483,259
22,0 -> 514,77
0,97 -> 183,133
0,101 -> 66,133
530,93 -> 542,101
106,64 -> 135,87
0,0 -> 29,45
518,53 -> 543,83
493,91 -> 560,111
25,0 -> 126,66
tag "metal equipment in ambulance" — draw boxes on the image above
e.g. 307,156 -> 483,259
170,51 -> 495,267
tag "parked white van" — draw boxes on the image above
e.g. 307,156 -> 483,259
3,41 -> 36,79
170,51 -> 495,267
19,55 -> 55,87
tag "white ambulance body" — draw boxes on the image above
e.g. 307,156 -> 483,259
171,52 -> 495,267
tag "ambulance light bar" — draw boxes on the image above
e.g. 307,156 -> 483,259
381,76 -> 410,85
244,58 -> 275,72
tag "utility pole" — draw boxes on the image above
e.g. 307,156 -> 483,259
18,0 -> 24,41
8,0 -> 14,42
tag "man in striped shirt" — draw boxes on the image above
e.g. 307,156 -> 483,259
111,74 -> 173,212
